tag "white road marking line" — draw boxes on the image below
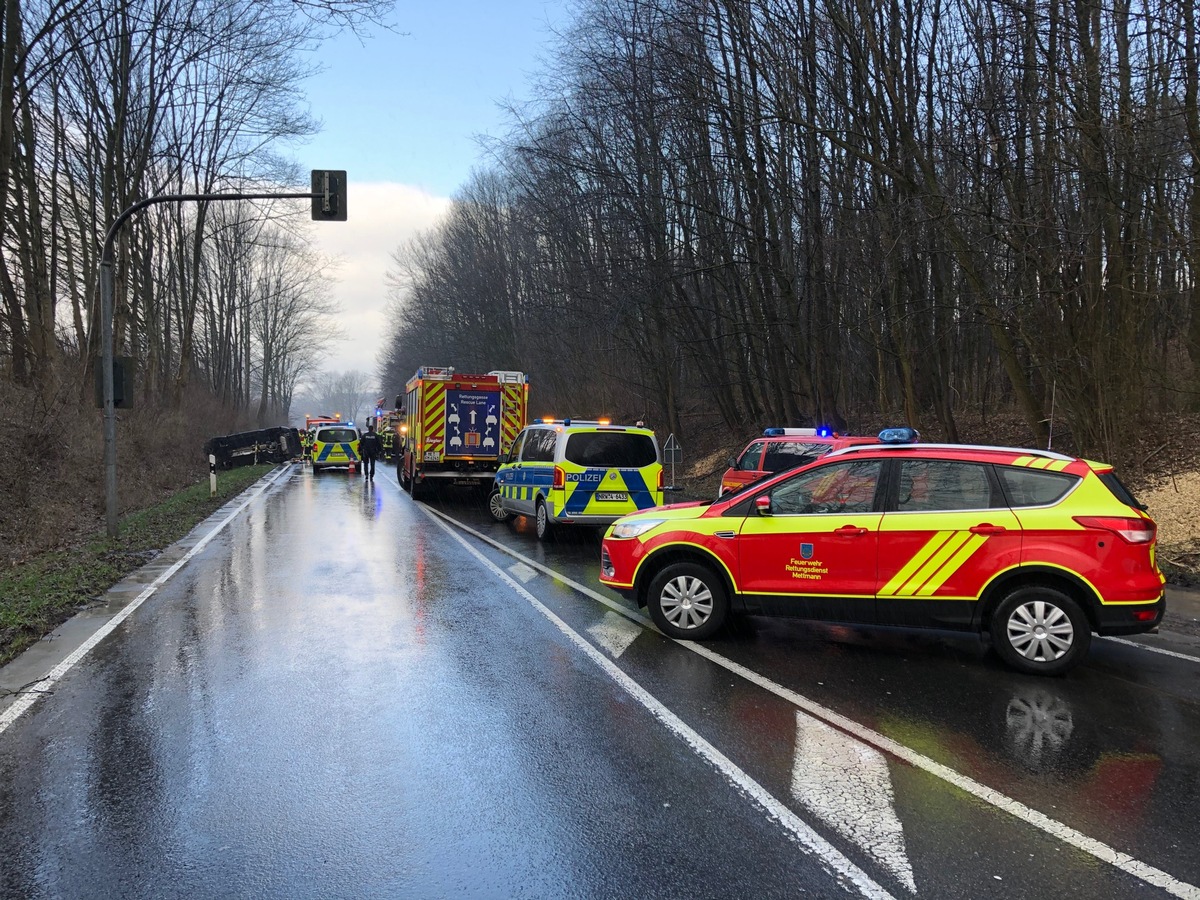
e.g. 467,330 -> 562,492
0,465 -> 290,736
684,644 -> 1200,899
422,505 -> 1200,900
586,611 -> 643,659
417,506 -> 895,900
420,506 -> 653,624
792,713 -> 916,894
1100,636 -> 1200,664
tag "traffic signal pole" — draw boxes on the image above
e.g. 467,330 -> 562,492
100,173 -> 346,538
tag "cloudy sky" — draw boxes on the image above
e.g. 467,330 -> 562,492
292,1 -> 568,384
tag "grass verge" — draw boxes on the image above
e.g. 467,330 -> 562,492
0,464 -> 277,667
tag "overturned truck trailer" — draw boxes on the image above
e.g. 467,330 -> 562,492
204,427 -> 300,469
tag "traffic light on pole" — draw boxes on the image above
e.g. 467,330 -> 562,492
310,170 -> 347,221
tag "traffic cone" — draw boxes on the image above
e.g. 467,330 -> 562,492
349,459 -> 357,475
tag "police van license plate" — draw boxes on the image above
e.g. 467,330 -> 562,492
596,491 -> 627,502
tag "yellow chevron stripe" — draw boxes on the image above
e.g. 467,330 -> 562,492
1011,456 -> 1035,467
879,532 -> 955,596
424,386 -> 445,439
915,534 -> 989,596
1048,459 -> 1071,472
894,531 -> 974,595
1029,457 -> 1054,469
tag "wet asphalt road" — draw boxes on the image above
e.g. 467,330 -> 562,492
2,463 -> 1200,899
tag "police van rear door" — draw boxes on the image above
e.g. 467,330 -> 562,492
561,429 -> 661,516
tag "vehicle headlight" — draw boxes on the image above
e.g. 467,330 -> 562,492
611,518 -> 666,539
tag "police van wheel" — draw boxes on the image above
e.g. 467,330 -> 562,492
647,562 -> 728,640
535,500 -> 554,540
991,586 -> 1091,676
488,489 -> 511,523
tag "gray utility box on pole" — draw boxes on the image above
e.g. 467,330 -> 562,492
94,356 -> 135,409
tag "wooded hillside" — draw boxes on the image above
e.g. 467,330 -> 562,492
380,0 -> 1200,462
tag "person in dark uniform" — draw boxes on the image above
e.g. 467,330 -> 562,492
359,421 -> 382,479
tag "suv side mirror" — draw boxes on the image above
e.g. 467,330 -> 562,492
728,457 -> 737,469
755,495 -> 772,515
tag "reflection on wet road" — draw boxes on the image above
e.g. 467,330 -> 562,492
1,464 -> 1199,899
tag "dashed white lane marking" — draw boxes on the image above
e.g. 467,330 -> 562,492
421,504 -> 1200,900
586,611 -> 643,659
1100,636 -> 1200,664
0,466 -> 291,736
418,505 -> 895,900
792,713 -> 916,894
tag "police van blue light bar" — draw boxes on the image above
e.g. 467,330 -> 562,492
878,427 -> 919,444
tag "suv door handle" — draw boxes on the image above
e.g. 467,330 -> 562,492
970,524 -> 1007,535
834,525 -> 869,536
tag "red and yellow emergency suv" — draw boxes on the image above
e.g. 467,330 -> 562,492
600,429 -> 1164,675
720,427 -> 880,496
399,367 -> 528,499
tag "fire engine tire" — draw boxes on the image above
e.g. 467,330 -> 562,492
488,489 -> 511,523
398,460 -> 410,488
534,500 -> 554,540
646,562 -> 729,640
990,585 -> 1091,676
409,475 -> 425,501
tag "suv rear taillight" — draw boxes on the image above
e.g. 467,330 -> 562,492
553,466 -> 564,489
1073,516 -> 1156,544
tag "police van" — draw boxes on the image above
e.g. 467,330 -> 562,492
310,424 -> 361,473
489,419 -> 664,539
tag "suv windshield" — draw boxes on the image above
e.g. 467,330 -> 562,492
317,428 -> 357,443
565,432 -> 658,468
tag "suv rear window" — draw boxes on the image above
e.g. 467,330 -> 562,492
1096,471 -> 1146,511
564,432 -> 658,468
317,428 -> 358,443
997,467 -> 1078,507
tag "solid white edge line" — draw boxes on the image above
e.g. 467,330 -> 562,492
420,501 -> 1200,900
1100,636 -> 1200,664
416,503 -> 895,900
0,464 -> 292,736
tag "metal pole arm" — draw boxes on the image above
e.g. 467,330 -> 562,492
101,191 -> 317,263
99,188 -> 320,538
